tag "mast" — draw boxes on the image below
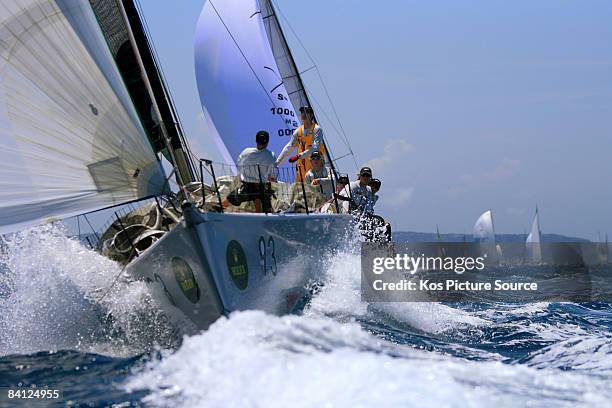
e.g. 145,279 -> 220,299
117,0 -> 194,185
263,0 -> 341,179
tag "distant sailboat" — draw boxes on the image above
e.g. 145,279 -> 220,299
473,210 -> 495,242
597,232 -> 609,265
435,224 -> 446,257
525,207 -> 543,264
607,234 -> 610,264
473,209 -> 502,262
606,234 -> 610,264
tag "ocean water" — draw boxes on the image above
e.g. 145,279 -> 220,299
1,225 -> 611,407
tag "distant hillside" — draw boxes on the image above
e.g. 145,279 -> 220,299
393,231 -> 590,243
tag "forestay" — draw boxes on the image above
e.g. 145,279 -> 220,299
194,0 -> 299,167
0,0 -> 166,234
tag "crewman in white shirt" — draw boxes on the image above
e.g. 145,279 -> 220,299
339,166 -> 374,214
223,130 -> 277,213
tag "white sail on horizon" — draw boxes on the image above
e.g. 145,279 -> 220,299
473,209 -> 501,261
526,207 -> 543,263
473,210 -> 495,242
0,0 -> 166,234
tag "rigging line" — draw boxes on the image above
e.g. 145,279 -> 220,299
77,215 -> 81,241
207,0 -> 292,130
329,151 -> 355,164
134,1 -> 189,134
303,88 -> 357,167
82,214 -> 100,243
134,0 -> 182,127
304,74 -> 357,169
271,0 -> 357,168
281,65 -> 316,80
304,89 -> 346,148
267,9 -> 356,171
135,0 -> 198,172
283,65 -> 317,79
94,262 -> 129,304
304,82 -> 358,170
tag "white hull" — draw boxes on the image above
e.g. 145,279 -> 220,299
126,204 -> 352,331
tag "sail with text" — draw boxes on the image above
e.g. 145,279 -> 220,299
0,0 -> 167,234
525,207 -> 543,264
194,0 -> 302,167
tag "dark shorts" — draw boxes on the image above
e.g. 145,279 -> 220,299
227,182 -> 273,212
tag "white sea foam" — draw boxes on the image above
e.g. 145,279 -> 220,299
308,248 -> 487,333
3,225 -> 611,407
0,224 -> 177,356
523,336 -> 612,376
126,243 -> 611,407
126,310 -> 612,408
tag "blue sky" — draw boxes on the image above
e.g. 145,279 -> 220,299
138,0 -> 612,239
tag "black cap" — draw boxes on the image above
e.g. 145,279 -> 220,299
369,178 -> 381,189
299,106 -> 314,115
256,130 -> 269,145
359,166 -> 372,177
337,175 -> 350,185
310,151 -> 323,160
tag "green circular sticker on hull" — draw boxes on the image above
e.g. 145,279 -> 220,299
172,257 -> 200,303
226,240 -> 248,290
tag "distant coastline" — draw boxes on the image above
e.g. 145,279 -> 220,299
393,231 -> 591,243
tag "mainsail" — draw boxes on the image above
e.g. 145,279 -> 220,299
194,0 -> 300,166
525,207 -> 542,263
0,0 -> 166,234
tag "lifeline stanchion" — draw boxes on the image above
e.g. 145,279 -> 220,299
297,166 -> 310,215
257,164 -> 268,214
201,159 -> 224,212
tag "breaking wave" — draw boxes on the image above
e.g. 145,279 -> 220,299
0,225 -> 181,357
1,225 -> 611,407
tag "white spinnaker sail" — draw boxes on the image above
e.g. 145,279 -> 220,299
0,0 -> 166,234
473,210 -> 495,242
473,209 -> 500,261
194,0 -> 299,167
526,208 -> 542,263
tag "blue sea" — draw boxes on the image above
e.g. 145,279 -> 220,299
1,225 -> 611,407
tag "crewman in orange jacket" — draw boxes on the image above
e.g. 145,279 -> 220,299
275,106 -> 326,181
